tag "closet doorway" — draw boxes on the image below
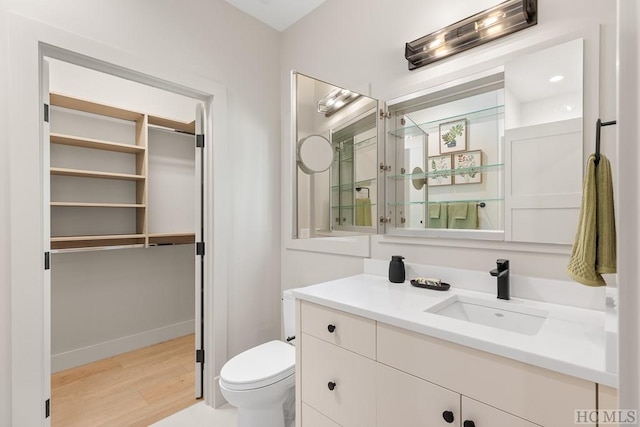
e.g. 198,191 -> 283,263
43,58 -> 205,425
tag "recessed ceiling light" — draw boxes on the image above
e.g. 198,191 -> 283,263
549,75 -> 564,83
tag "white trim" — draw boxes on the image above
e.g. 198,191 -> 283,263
8,14 -> 229,426
286,234 -> 371,257
373,234 -> 572,256
51,320 -> 195,373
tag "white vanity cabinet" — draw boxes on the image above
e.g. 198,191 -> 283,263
299,301 -> 377,427
378,362 -> 540,427
377,323 -> 595,427
296,301 -> 597,427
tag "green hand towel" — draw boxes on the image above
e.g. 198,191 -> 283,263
428,203 -> 447,229
428,203 -> 441,219
355,198 -> 372,226
450,202 -> 468,219
448,202 -> 477,229
567,154 -> 617,286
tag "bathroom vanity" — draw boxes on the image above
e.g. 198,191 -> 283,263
292,263 -> 615,427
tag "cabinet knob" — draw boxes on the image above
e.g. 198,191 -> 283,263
327,324 -> 336,333
463,421 -> 476,427
442,411 -> 455,423
327,381 -> 336,391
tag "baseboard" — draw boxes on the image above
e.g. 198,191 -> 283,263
212,375 -> 228,408
52,319 -> 195,372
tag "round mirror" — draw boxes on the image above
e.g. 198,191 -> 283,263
412,166 -> 426,190
297,134 -> 333,174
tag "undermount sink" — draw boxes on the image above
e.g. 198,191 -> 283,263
426,295 -> 548,335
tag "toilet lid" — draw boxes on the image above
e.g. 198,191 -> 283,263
220,340 -> 295,391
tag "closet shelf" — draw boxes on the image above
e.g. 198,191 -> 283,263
51,202 -> 146,208
50,133 -> 145,154
51,234 -> 146,250
51,167 -> 145,181
148,232 -> 196,245
148,115 -> 196,134
50,93 -> 144,121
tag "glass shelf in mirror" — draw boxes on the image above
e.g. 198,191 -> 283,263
388,105 -> 505,139
387,163 -> 503,180
386,198 -> 503,206
331,178 -> 377,191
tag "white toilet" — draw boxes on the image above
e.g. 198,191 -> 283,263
219,290 -> 296,427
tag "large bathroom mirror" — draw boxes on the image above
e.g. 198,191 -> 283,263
293,72 -> 379,238
384,38 -> 584,244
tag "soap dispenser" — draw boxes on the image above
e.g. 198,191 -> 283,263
389,255 -> 406,283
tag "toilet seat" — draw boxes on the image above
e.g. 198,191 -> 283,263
220,340 -> 295,391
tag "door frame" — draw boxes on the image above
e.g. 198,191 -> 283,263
8,14 -> 230,426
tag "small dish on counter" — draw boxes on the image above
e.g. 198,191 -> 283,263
410,277 -> 450,291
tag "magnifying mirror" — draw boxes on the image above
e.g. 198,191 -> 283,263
297,134 -> 333,174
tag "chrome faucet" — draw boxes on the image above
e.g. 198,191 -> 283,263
490,259 -> 510,300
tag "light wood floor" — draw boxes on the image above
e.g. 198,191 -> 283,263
52,334 -> 198,427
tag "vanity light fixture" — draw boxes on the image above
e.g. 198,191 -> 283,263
318,88 -> 360,117
405,0 -> 537,70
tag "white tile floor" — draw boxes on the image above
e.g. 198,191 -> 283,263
151,402 -> 238,427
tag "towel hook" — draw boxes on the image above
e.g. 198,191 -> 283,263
595,118 -> 617,165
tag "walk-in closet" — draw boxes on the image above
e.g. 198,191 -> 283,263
46,58 -> 201,425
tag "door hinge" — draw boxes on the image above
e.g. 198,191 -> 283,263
196,242 -> 205,256
379,216 -> 391,223
379,108 -> 391,120
44,104 -> 49,123
196,349 -> 205,364
44,252 -> 50,270
379,163 -> 391,172
45,398 -> 50,418
196,134 -> 205,148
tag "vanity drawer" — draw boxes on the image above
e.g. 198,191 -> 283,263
301,333 -> 376,427
377,363 -> 460,427
462,396 -> 541,427
377,322 -> 596,427
301,301 -> 376,359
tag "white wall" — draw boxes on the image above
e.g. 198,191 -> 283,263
281,0 -> 617,292
51,246 -> 195,371
2,0 -> 282,422
0,0 -> 11,423
617,0 -> 640,412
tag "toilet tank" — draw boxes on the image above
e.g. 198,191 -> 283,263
282,290 -> 296,346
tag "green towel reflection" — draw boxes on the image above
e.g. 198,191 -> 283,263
355,198 -> 372,226
428,203 -> 447,229
448,202 -> 478,229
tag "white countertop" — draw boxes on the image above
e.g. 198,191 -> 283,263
292,273 -> 617,387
